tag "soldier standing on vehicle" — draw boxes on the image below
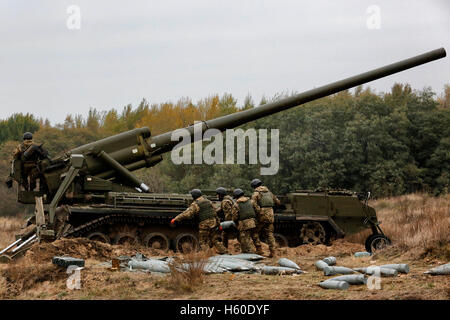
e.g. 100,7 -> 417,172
251,179 -> 281,258
6,132 -> 49,192
171,189 -> 227,254
215,187 -> 234,249
231,188 -> 262,254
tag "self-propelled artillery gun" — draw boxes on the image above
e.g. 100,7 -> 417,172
1,48 -> 446,260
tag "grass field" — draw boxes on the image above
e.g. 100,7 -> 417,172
0,193 -> 448,300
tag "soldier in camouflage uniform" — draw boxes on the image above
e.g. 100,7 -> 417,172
231,188 -> 262,254
6,132 -> 49,191
171,189 -> 227,254
215,187 -> 234,249
251,179 -> 281,257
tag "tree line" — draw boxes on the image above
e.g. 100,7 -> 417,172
0,84 -> 449,216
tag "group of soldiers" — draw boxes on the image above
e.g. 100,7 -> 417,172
171,179 -> 281,257
6,133 -> 279,257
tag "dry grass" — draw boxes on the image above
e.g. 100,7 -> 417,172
0,216 -> 24,248
347,193 -> 450,260
167,249 -> 212,292
0,256 -> 66,298
0,216 -> 23,232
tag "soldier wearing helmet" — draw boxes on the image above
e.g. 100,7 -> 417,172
171,189 -> 227,254
215,187 -> 234,249
231,188 -> 261,254
6,132 -> 49,192
251,178 -> 281,257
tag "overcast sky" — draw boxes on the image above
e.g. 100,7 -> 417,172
0,0 -> 448,124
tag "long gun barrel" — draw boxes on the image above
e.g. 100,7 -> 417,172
63,48 -> 446,186
149,47 -> 446,154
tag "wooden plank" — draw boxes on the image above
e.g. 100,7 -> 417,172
35,196 -> 45,226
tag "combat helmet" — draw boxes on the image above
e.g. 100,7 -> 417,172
233,188 -> 245,199
190,189 -> 202,200
250,179 -> 262,189
215,187 -> 227,196
23,132 -> 33,141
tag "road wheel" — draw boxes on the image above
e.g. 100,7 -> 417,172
175,233 -> 199,253
144,232 -> 170,251
365,234 -> 391,253
87,232 -> 110,244
114,233 -> 139,246
273,233 -> 289,247
300,222 -> 326,245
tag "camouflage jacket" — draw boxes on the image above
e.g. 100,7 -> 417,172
219,195 -> 234,221
13,140 -> 34,160
174,196 -> 219,230
231,196 -> 258,231
252,186 -> 281,224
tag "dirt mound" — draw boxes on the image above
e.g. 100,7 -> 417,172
25,238 -> 115,263
277,239 -> 365,258
24,238 -> 178,264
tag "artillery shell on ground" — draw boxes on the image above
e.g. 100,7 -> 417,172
278,258 -> 301,270
209,258 -> 255,272
261,266 -> 303,275
315,260 -> 329,271
128,259 -> 170,273
379,264 -> 410,274
322,257 -> 336,266
327,274 -> 367,285
323,266 -> 355,276
319,280 -> 349,290
424,263 -> 450,275
354,267 -> 398,277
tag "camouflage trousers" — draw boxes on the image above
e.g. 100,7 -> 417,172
222,230 -> 239,249
199,227 -> 227,254
238,228 -> 260,253
222,231 -> 230,249
21,169 -> 39,191
257,222 -> 276,252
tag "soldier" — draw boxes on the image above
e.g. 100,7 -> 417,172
231,188 -> 262,254
171,189 -> 227,254
215,187 -> 234,249
251,178 -> 281,258
6,132 -> 49,192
